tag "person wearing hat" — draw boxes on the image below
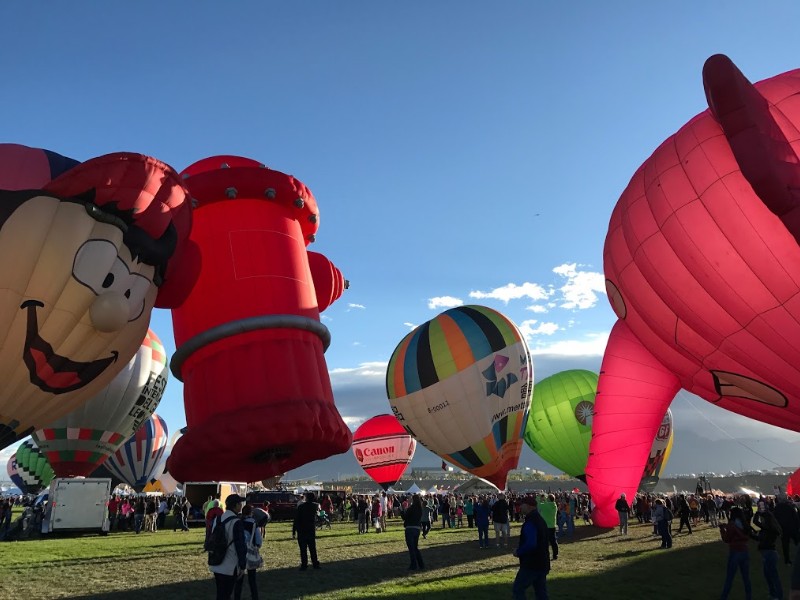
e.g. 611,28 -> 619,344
512,498 -> 550,599
209,493 -> 247,599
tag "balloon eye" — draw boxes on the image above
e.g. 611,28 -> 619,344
102,273 -> 115,288
124,289 -> 131,299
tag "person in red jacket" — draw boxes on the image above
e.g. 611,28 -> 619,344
205,500 -> 224,543
719,506 -> 752,600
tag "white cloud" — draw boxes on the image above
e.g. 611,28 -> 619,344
428,296 -> 463,309
348,303 -> 366,310
469,282 -> 552,304
526,305 -> 548,314
403,322 -> 418,330
552,263 -> 606,310
342,416 -> 367,431
321,314 -> 332,322
352,341 -> 362,346
330,361 -> 387,385
519,320 -> 560,340
529,331 -> 610,356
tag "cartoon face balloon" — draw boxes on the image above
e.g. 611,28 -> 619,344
587,55 -> 800,526
523,370 -> 598,479
352,414 -> 416,490
32,328 -> 168,477
0,147 -> 192,449
386,305 -> 532,489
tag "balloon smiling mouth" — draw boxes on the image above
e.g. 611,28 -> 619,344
20,300 -> 118,394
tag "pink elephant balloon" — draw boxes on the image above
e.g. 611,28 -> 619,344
587,54 -> 800,527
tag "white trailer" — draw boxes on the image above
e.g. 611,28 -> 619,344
45,477 -> 112,535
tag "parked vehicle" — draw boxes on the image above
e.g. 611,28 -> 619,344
44,478 -> 112,535
183,482 -> 247,524
246,490 -> 302,521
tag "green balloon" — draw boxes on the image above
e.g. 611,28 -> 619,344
523,369 -> 598,478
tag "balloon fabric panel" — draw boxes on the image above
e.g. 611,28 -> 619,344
352,414 -> 416,489
106,413 -> 168,492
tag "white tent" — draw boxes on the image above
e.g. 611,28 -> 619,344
453,477 -> 500,495
427,486 -> 438,495
406,483 -> 423,495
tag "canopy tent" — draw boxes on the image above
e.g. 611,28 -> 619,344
427,486 -> 438,495
453,477 -> 500,496
406,483 -> 423,495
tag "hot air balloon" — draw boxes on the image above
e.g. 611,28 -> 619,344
0,145 -> 193,450
386,305 -> 532,489
6,452 -> 27,494
786,468 -> 800,496
167,156 -> 351,483
105,414 -> 168,492
32,329 -> 168,477
639,409 -> 674,492
15,439 -> 54,492
587,54 -> 800,526
352,414 -> 416,490
523,370 -> 598,480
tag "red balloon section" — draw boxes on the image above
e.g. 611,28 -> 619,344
587,55 -> 800,527
787,468 -> 800,496
352,414 -> 416,490
167,156 -> 351,483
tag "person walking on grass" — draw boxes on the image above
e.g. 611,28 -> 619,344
653,498 -> 672,549
538,494 -> 558,560
293,492 -> 321,571
719,506 -> 752,600
209,494 -> 247,600
513,499 -> 550,600
403,494 -> 425,571
615,493 -> 630,535
752,501 -> 783,600
475,496 -> 491,549
492,493 -> 511,549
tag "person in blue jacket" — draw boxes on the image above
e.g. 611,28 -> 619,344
513,497 -> 550,600
474,496 -> 491,549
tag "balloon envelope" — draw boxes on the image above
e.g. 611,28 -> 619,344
6,452 -> 28,494
386,305 -> 532,489
352,414 -> 416,490
15,439 -> 54,492
106,414 -> 169,492
787,468 -> 800,496
33,329 -> 168,477
523,370 -> 598,479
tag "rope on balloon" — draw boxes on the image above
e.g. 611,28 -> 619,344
675,389 -> 787,469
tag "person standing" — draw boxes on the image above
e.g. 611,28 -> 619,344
379,492 -> 388,532
538,494 -> 558,560
615,493 -> 631,535
241,503 -> 263,600
512,499 -> 550,600
774,495 -> 800,565
107,496 -> 119,533
421,498 -> 432,539
719,506 -> 752,600
653,499 -> 672,549
403,494 -> 425,571
676,494 -> 693,535
752,502 -> 783,600
293,492 -> 321,570
465,495 -> 474,528
209,493 -> 247,600
475,496 -> 491,549
492,493 -> 511,549
133,497 -> 146,534
157,497 -> 169,530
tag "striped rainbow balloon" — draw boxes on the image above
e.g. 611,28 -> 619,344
386,305 -> 532,489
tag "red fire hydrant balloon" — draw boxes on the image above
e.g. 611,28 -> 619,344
167,155 -> 351,482
587,55 -> 800,527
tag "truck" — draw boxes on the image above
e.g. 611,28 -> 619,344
44,477 -> 112,535
183,482 -> 247,525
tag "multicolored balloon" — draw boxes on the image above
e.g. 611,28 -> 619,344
386,305 -> 532,489
105,413 -> 168,492
523,370 -> 598,479
32,329 -> 168,477
639,409 -> 674,492
0,145 -> 192,449
587,54 -> 800,526
352,414 -> 416,490
6,452 -> 27,493
167,156 -> 351,483
15,439 -> 54,492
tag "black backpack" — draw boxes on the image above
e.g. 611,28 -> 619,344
663,506 -> 674,521
206,515 -> 237,566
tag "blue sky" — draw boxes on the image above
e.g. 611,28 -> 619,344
3,2 -> 800,478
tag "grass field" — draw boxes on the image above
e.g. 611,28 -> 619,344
0,515 -> 789,599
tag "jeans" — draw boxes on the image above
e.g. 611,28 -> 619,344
421,521 -> 430,537
405,527 -> 424,569
720,550 -> 751,600
657,519 -> 672,548
214,572 -> 243,600
494,522 -> 510,547
467,514 -> 474,528
512,567 -> 549,599
759,549 -> 782,600
243,568 -> 258,600
618,511 -> 628,534
547,528 -> 558,559
134,514 -> 144,534
477,524 -> 489,547
298,535 -> 319,567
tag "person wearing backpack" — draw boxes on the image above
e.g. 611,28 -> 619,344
208,493 -> 247,600
653,498 -> 672,549
241,503 -> 263,600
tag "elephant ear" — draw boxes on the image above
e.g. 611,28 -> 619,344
703,53 -> 800,244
